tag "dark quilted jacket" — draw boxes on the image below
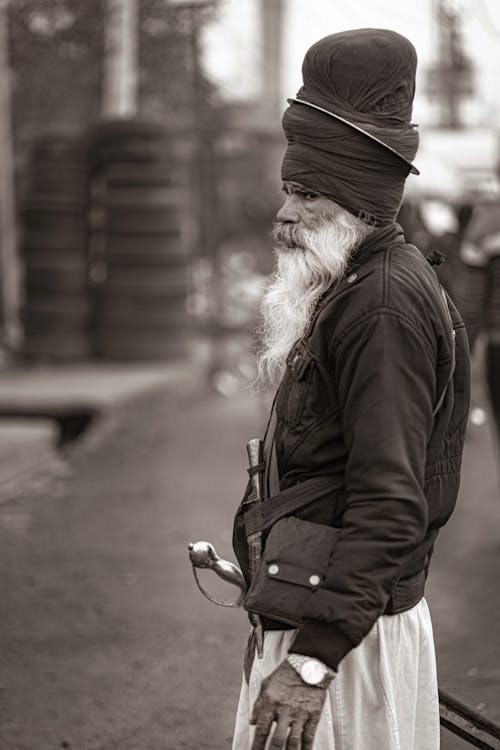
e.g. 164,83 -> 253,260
233,223 -> 470,671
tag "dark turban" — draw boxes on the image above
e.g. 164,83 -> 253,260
281,29 -> 419,226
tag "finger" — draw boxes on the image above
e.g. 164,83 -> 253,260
251,685 -> 272,724
251,709 -> 275,750
285,721 -> 305,750
268,715 -> 292,750
302,718 -> 320,750
250,695 -> 262,725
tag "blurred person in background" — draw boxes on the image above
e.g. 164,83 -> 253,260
397,197 -> 472,302
456,197 -> 500,440
231,29 -> 470,750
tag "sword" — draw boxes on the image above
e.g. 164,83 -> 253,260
246,438 -> 265,658
187,439 -> 266,658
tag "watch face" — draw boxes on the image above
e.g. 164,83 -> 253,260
300,659 -> 326,685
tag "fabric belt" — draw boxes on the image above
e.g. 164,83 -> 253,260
244,475 -> 344,538
243,464 -> 426,628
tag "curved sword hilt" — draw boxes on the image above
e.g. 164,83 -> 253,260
188,541 -> 246,607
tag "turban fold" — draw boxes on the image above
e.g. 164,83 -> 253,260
281,29 -> 420,226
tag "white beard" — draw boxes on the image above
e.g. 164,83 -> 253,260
256,207 -> 373,389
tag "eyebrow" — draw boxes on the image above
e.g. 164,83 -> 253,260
282,182 -> 320,197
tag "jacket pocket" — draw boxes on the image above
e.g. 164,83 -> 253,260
276,340 -> 312,427
243,516 -> 340,626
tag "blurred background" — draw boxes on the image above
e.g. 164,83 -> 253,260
0,1 -> 500,748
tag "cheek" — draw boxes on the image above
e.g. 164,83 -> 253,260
303,202 -> 328,226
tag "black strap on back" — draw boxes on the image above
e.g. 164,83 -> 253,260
432,286 -> 456,417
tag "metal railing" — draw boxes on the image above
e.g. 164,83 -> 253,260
440,689 -> 500,748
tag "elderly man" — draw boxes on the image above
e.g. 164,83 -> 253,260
231,29 -> 470,750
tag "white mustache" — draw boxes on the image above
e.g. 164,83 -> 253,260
271,222 -> 308,250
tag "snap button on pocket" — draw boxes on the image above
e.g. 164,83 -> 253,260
268,564 -> 279,575
309,574 -> 321,586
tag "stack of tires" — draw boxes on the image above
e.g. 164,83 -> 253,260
21,134 -> 91,361
89,120 -> 191,361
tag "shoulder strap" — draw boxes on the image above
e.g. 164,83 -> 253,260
433,286 -> 456,418
245,475 -> 343,537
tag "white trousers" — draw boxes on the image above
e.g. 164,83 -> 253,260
232,599 -> 440,750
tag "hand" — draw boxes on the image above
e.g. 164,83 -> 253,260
250,660 -> 329,750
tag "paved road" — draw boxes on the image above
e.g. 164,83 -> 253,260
0,377 -> 498,749
0,381 -> 262,750
428,409 -> 500,748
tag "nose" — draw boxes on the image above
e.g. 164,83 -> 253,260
276,195 -> 301,224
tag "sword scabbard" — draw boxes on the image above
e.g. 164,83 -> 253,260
247,438 -> 264,499
246,439 -> 265,658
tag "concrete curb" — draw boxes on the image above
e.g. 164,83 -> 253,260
0,358 -> 207,505
67,363 -> 207,456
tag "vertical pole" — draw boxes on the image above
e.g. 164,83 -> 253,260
102,0 -> 139,117
443,4 -> 459,127
190,8 -> 218,260
260,0 -> 284,125
0,0 -> 20,356
435,0 -> 468,128
189,7 -> 222,372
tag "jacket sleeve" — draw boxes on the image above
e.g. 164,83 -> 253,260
290,310 -> 437,671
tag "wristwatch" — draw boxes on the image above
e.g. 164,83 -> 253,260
286,654 -> 335,688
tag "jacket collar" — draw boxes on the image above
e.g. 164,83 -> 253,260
310,223 -> 406,318
348,222 -> 405,272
